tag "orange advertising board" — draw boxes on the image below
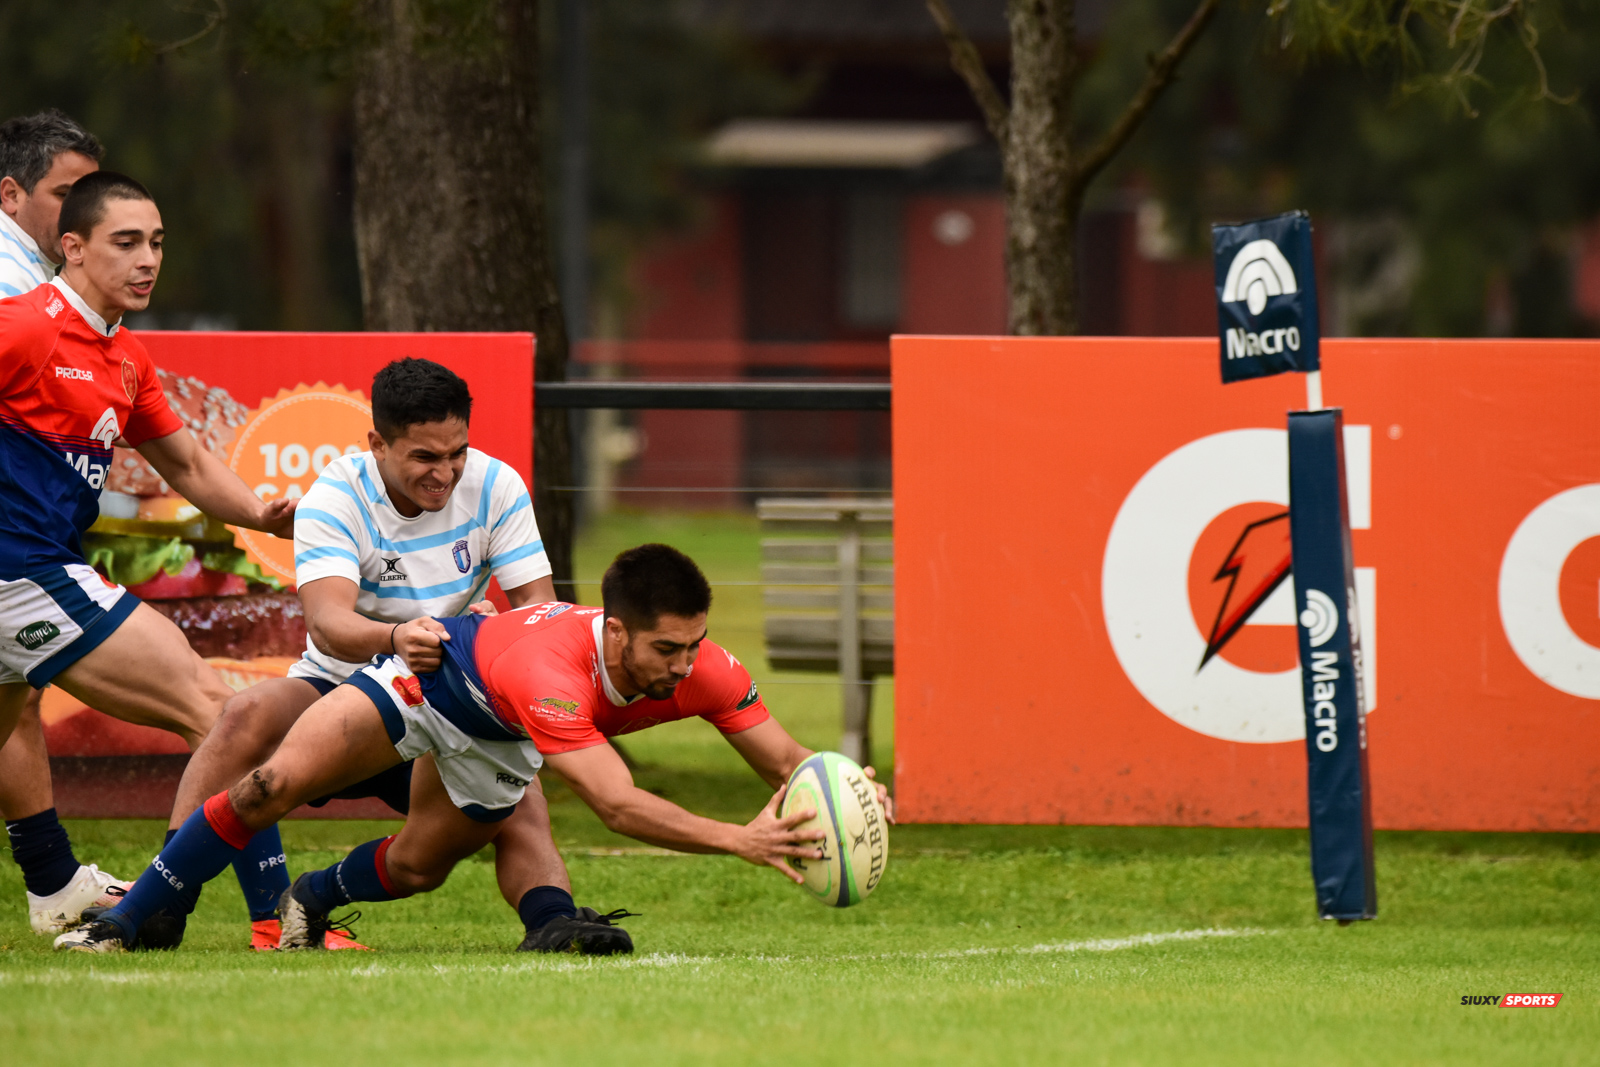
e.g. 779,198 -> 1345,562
892,336 -> 1600,832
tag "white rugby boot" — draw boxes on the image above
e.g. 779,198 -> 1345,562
28,864 -> 133,934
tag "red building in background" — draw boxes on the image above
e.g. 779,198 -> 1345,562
585,2 -> 1216,507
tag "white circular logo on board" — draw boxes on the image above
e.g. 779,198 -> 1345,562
1499,484 -> 1600,699
1102,428 -> 1376,744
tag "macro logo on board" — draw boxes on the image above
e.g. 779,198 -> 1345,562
1499,483 -> 1600,699
1102,428 -> 1376,744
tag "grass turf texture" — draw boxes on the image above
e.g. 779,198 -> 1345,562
4,512 -> 1597,1063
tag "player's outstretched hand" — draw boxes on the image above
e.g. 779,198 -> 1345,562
737,784 -> 825,884
466,600 -> 499,616
863,765 -> 895,824
259,497 -> 298,539
395,617 -> 449,673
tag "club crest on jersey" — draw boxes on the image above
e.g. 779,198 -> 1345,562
120,359 -> 137,401
391,674 -> 425,708
452,538 -> 471,573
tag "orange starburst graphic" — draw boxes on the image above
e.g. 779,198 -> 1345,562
227,382 -> 371,584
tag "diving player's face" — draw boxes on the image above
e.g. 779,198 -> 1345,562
62,197 -> 163,319
370,417 -> 469,517
618,613 -> 707,700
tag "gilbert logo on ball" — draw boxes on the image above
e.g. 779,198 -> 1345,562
227,383 -> 371,584
780,752 -> 887,907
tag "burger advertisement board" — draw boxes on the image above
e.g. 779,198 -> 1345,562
46,332 -> 533,817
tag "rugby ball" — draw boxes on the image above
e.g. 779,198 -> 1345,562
780,752 -> 888,907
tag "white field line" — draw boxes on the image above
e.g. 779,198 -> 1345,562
0,927 -> 1270,986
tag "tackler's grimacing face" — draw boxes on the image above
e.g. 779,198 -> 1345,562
613,613 -> 707,701
369,417 -> 469,516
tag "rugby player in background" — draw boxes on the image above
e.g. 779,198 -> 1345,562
0,109 -> 121,936
148,357 -> 617,953
60,545 -> 891,954
0,171 -> 295,933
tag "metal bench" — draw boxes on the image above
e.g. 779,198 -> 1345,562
757,498 -> 893,766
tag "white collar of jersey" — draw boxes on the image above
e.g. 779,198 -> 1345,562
0,210 -> 52,272
50,276 -> 119,337
592,613 -> 642,707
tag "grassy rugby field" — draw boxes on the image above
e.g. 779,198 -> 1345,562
2,513 -> 1596,1064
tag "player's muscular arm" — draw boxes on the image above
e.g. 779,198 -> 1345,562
300,576 -> 448,673
543,743 -> 824,884
724,718 -> 812,789
724,717 -> 896,823
137,428 -> 295,537
465,577 -> 558,616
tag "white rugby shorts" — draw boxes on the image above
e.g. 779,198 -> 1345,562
0,563 -> 136,687
344,656 -> 541,822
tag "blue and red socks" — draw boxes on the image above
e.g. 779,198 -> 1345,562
102,792 -> 254,944
5,807 -> 81,898
231,827 -> 290,922
300,836 -> 400,911
518,885 -> 577,932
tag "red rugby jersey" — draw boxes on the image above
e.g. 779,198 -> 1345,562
0,280 -> 181,577
472,602 -> 770,754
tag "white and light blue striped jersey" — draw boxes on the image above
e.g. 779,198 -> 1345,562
0,210 -> 55,298
289,447 -> 551,683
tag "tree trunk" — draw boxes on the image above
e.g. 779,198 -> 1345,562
351,0 -> 574,592
1003,0 -> 1080,336
929,0 -> 1219,336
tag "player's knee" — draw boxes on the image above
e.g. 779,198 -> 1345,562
228,766 -> 296,826
215,690 -> 290,761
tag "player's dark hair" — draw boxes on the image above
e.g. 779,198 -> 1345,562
58,171 -> 153,239
602,544 -> 713,632
371,358 -> 473,440
0,109 -> 102,194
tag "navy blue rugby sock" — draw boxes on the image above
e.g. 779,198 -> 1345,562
6,807 -> 81,898
302,836 -> 400,911
231,827 -> 290,921
518,886 -> 577,932
103,793 -> 253,943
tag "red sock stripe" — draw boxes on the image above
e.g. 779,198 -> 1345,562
373,835 -> 398,897
201,791 -> 254,850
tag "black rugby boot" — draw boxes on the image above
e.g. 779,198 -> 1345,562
517,907 -> 637,956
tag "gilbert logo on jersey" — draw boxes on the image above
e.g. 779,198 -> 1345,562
379,556 -> 408,582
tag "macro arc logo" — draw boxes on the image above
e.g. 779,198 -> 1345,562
1300,589 -> 1339,647
1222,239 -> 1298,316
90,408 -> 119,449
1103,428 -> 1376,744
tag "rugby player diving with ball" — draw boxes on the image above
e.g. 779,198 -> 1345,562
59,544 -> 892,953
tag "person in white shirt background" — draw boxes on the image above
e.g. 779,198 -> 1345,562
0,109 -> 128,936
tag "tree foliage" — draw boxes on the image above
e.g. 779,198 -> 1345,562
929,0 -> 1594,335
